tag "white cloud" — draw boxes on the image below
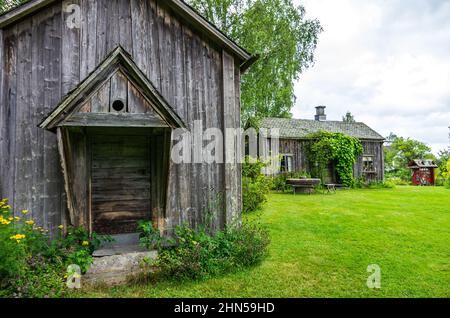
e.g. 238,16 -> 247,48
292,0 -> 450,153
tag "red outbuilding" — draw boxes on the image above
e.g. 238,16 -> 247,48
408,159 -> 438,186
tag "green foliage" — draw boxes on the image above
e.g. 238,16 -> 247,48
242,157 -> 271,213
153,222 -> 270,281
342,111 -> 356,123
0,199 -> 108,297
385,177 -> 410,186
305,131 -> 363,187
187,0 -> 322,124
0,0 -> 29,14
66,249 -> 93,274
137,220 -> 164,250
5,259 -> 65,298
384,133 -> 434,181
435,148 -> 450,186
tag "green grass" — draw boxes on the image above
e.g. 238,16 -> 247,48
73,186 -> 450,298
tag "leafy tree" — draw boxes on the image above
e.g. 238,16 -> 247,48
342,111 -> 355,123
384,134 -> 434,180
0,0 -> 27,14
187,0 -> 322,124
435,147 -> 450,184
436,147 -> 450,169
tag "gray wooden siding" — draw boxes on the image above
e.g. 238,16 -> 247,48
354,140 -> 384,181
0,0 -> 242,234
262,138 -> 384,181
0,4 -> 63,230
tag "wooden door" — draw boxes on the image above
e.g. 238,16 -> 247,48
91,135 -> 151,235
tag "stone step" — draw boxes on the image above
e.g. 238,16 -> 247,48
83,250 -> 157,286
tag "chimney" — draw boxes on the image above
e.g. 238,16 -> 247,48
315,106 -> 327,121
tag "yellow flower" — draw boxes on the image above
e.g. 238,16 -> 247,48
10,234 -> 26,243
22,209 -> 29,214
25,220 -> 35,226
82,241 -> 89,247
14,216 -> 20,221
1,198 -> 8,203
58,225 -> 64,230
0,218 -> 11,225
4,205 -> 11,209
8,217 -> 13,221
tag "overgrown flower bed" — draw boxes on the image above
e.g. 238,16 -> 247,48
0,198 -> 104,298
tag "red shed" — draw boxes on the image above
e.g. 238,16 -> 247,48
408,159 -> 438,186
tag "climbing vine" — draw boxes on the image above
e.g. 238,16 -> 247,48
306,131 -> 363,187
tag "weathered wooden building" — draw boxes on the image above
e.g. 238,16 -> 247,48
0,0 -> 256,235
260,106 -> 385,183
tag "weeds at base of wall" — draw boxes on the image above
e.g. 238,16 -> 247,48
137,220 -> 271,282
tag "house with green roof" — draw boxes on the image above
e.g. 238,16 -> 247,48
259,106 -> 385,183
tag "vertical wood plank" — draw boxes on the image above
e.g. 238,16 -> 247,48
30,9 -> 48,227
150,0 -> 161,89
61,0 -> 80,95
109,71 -> 128,112
90,79 -> 110,113
95,0 -> 107,63
80,0 -> 97,79
57,128 -> 75,225
0,27 -> 17,205
106,0 -> 119,52
130,0 -> 149,72
234,62 -> 242,217
118,0 -> 132,53
222,50 -> 239,226
43,6 -> 63,231
14,20 -> 33,220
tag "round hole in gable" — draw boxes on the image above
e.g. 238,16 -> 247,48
112,99 -> 125,112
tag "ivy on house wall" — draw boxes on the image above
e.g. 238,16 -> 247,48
306,131 -> 363,187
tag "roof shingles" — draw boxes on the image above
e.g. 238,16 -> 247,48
260,118 -> 384,141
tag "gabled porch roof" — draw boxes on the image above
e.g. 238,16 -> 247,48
39,46 -> 186,130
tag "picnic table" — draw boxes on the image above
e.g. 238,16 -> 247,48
286,178 -> 321,195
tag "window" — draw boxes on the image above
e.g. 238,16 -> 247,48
280,154 -> 294,173
363,155 -> 375,172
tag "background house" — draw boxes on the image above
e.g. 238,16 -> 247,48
260,106 -> 385,183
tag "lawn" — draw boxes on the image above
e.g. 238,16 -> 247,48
74,186 -> 450,298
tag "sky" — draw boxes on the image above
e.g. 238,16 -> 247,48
292,0 -> 450,154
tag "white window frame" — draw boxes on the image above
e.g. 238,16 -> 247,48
362,155 -> 375,172
280,154 -> 294,173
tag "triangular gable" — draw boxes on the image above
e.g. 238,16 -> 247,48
39,46 -> 186,130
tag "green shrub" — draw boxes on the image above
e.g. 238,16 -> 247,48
138,221 -> 270,281
137,220 -> 164,250
386,177 -> 410,186
242,157 -> 271,213
242,175 -> 271,213
0,198 -> 109,297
